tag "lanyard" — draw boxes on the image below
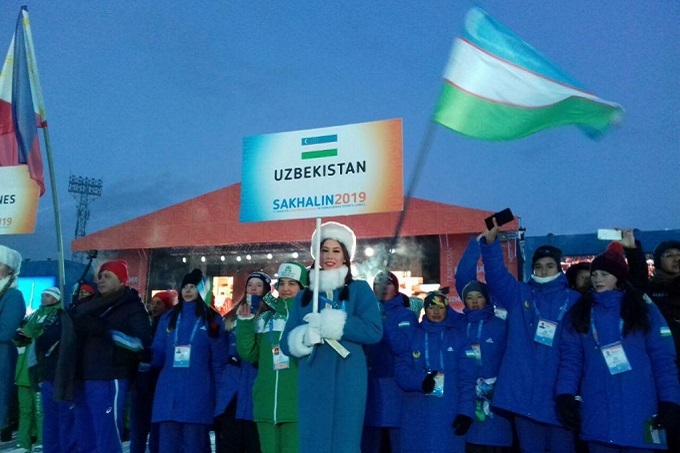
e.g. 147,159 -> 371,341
466,320 -> 484,342
424,330 -> 444,371
531,291 -> 569,322
590,308 -> 624,347
174,312 -> 201,346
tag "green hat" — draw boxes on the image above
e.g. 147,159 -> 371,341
277,262 -> 308,287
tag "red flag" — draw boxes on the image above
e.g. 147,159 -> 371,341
0,7 -> 46,195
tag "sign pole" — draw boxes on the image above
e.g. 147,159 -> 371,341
312,217 -> 321,314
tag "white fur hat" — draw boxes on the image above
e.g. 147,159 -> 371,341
42,286 -> 61,302
310,221 -> 357,261
0,245 -> 22,275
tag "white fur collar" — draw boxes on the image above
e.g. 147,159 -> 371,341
0,274 -> 17,290
309,265 -> 348,292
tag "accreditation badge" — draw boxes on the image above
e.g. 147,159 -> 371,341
466,343 -> 482,365
534,318 -> 557,347
272,344 -> 290,370
601,342 -> 632,375
173,345 -> 191,368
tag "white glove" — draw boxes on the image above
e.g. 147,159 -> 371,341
303,312 -> 322,328
303,325 -> 322,346
319,308 -> 347,340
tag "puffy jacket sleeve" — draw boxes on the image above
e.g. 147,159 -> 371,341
0,289 -> 26,342
480,238 -> 522,311
624,242 -> 650,292
394,331 -> 428,392
645,303 -> 680,404
456,237 -> 481,297
456,334 -> 478,418
235,317 -> 259,364
210,317 -> 229,384
280,294 -> 303,358
341,281 -> 383,345
384,309 -> 417,356
151,312 -> 170,368
556,318 -> 584,396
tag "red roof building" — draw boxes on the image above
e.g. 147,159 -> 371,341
73,183 -> 520,311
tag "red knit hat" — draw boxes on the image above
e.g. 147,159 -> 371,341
590,242 -> 628,283
99,260 -> 129,285
153,290 -> 177,309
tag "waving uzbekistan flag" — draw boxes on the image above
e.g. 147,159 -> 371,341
433,7 -> 623,141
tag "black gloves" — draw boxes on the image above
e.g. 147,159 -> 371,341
655,401 -> 680,431
555,394 -> 580,430
72,314 -> 108,336
421,370 -> 438,394
452,414 -> 473,435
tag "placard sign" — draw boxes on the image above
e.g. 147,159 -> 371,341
240,118 -> 403,222
0,165 -> 40,234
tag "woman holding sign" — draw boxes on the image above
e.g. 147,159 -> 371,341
280,221 -> 383,453
556,243 -> 680,451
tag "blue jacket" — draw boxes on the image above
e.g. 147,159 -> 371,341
214,326 -> 258,420
456,237 -> 506,314
151,301 -> 228,425
462,306 -> 512,446
395,317 -> 476,452
364,294 -> 417,428
480,238 -> 580,425
0,287 -> 25,428
280,279 -> 383,453
557,290 -> 680,449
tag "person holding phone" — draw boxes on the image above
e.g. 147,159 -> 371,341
480,218 -> 580,452
556,243 -> 680,450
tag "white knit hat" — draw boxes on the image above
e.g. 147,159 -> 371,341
0,245 -> 22,275
42,286 -> 61,302
310,221 -> 357,261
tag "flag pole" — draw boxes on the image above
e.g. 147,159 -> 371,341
41,125 -> 66,302
384,121 -> 438,269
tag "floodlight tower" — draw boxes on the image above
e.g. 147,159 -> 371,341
68,175 -> 103,261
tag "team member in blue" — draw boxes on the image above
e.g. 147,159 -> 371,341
362,271 -> 418,453
460,281 -> 513,451
557,243 -> 680,451
481,219 -> 580,452
151,269 -> 228,453
281,221 -> 383,453
394,290 -> 476,452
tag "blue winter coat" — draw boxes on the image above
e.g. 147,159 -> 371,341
557,290 -> 680,449
151,301 -> 228,425
456,237 -> 506,315
462,306 -> 513,446
364,294 -> 417,428
0,287 -> 25,427
280,279 -> 383,453
394,317 -> 476,453
480,238 -> 580,425
214,326 -> 258,419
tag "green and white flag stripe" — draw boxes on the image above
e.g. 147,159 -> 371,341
434,7 -> 623,141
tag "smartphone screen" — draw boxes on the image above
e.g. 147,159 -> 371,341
485,208 -> 514,230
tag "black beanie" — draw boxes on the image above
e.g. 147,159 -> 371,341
565,261 -> 591,287
181,268 -> 203,288
653,240 -> 680,267
246,272 -> 272,294
461,280 -> 490,303
532,245 -> 563,268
